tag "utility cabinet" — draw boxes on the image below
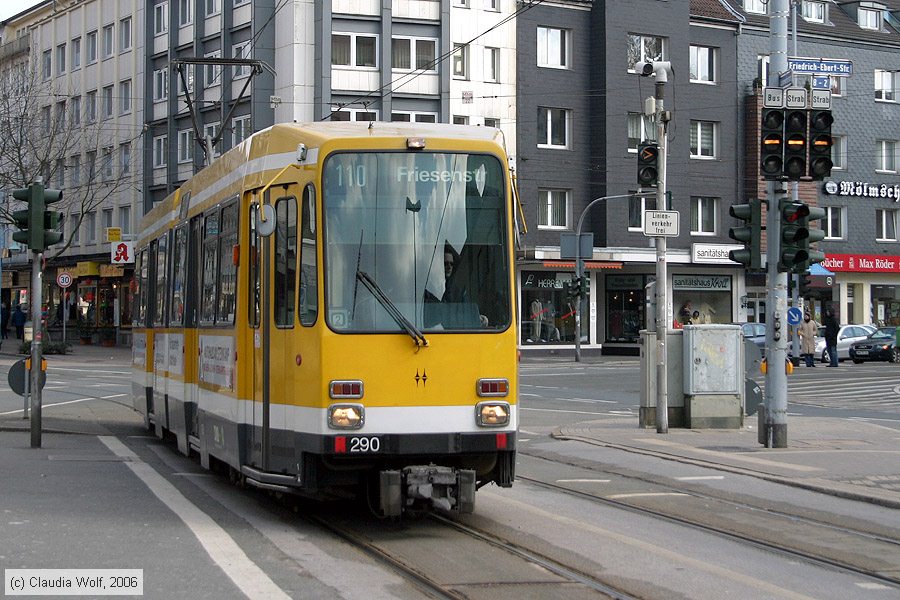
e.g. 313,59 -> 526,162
682,324 -> 743,428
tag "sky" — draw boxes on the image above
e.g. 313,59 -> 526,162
0,0 -> 41,23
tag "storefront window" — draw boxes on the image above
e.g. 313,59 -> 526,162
872,285 -> 900,326
606,274 -> 645,342
672,274 -> 733,326
521,271 -> 582,344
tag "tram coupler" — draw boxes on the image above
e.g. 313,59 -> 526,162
379,465 -> 476,517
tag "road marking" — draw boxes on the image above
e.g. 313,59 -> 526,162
607,492 -> 690,499
675,476 -> 724,481
520,407 -> 608,416
557,478 -> 611,483
562,397 -> 618,404
640,438 -> 824,472
0,393 -> 128,416
519,429 -> 540,436
520,393 -> 541,397
99,437 -> 289,600
855,582 -> 892,590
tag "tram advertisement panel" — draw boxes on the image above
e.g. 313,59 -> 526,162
199,335 -> 235,390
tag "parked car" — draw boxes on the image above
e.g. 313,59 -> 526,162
815,324 -> 877,363
849,327 -> 899,363
737,322 -> 766,357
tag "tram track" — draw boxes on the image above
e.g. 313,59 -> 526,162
515,457 -> 900,590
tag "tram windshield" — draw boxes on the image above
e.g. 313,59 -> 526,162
323,151 -> 510,333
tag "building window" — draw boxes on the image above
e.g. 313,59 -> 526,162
859,6 -> 882,30
204,51 -> 222,86
102,85 -> 114,119
86,90 -> 96,123
56,43 -> 66,75
42,50 -> 51,80
153,135 -> 167,168
627,112 -> 656,151
823,206 -> 843,239
391,112 -> 438,123
453,0 -> 470,7
206,0 -> 220,15
153,69 -> 168,101
537,107 -> 570,149
103,209 -> 114,233
233,41 -> 251,78
178,130 -> 193,163
86,211 -> 96,243
330,108 -> 378,122
102,24 -> 114,59
744,0 -> 767,14
831,135 -> 846,170
331,33 -> 377,68
177,64 -> 195,94
391,37 -> 436,71
830,76 -> 843,96
154,2 -> 169,36
120,79 -> 132,114
689,45 -> 716,83
452,43 -> 469,79
178,0 -> 192,26
234,0 -> 249,5
484,47 -> 500,83
877,209 -> 898,241
627,34 -> 664,72
690,120 -> 717,158
203,122 -> 221,156
537,26 -> 569,69
102,147 -> 113,180
485,0 -> 499,11
691,197 -> 717,235
484,117 -> 500,128
86,30 -> 97,63
875,69 -> 897,102
537,189 -> 569,229
71,155 -> 81,186
120,205 -> 132,234
232,115 -> 251,146
120,142 -> 131,174
120,17 -> 132,51
802,1 -> 825,23
877,140 -> 896,172
86,151 -> 97,180
70,214 -> 80,244
453,115 -> 469,125
55,101 -> 66,130
71,96 -> 81,126
70,38 -> 81,71
628,194 -> 657,230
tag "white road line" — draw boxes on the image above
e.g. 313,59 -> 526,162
99,437 -> 289,600
0,393 -> 128,416
519,429 -> 540,436
675,476 -> 725,481
520,407 -> 608,416
557,478 -> 611,483
606,492 -> 690,499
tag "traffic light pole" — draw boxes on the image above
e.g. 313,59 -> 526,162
30,250 -> 43,448
654,76 -> 670,434
765,0 -> 790,448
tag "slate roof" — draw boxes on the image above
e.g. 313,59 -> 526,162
690,0 -> 745,23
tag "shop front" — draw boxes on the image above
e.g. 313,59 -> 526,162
520,269 -> 581,345
672,273 -> 734,326
821,253 -> 900,326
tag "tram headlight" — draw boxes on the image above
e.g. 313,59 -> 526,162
476,401 -> 510,427
328,404 -> 365,430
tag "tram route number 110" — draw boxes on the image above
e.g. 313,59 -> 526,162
334,164 -> 368,188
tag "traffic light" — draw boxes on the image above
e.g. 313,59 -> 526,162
566,279 -> 578,301
779,201 -> 815,272
798,272 -> 812,296
728,198 -> 762,269
9,182 -> 64,251
783,110 -> 807,180
637,143 -> 659,187
580,275 -> 590,297
760,108 -> 784,179
801,206 -> 826,266
808,109 -> 833,180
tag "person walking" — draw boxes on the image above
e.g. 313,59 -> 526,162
798,312 -> 819,367
11,305 -> 27,341
823,309 -> 840,367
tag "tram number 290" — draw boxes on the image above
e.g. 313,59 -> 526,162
350,437 -> 381,453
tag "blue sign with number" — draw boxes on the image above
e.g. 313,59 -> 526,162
787,307 -> 803,326
812,76 -> 830,90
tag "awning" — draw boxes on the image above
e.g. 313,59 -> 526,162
542,261 -> 623,270
809,263 -> 835,276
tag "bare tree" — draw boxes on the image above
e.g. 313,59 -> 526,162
0,51 -> 141,258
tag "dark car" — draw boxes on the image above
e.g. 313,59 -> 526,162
849,327 -> 899,363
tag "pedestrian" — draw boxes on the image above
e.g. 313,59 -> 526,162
823,309 -> 839,367
11,305 -> 27,341
0,302 -> 9,340
798,312 -> 818,367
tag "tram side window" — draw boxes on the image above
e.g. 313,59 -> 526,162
154,232 -> 168,326
249,204 -> 260,328
274,197 -> 297,327
170,226 -> 187,326
135,247 -> 148,326
299,184 -> 317,326
200,210 -> 219,323
217,202 -> 238,324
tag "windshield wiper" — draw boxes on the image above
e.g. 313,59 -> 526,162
356,270 -> 428,347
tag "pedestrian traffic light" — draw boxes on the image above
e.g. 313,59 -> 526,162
637,143 -> 659,187
728,198 -> 762,269
779,200 -> 815,271
760,108 -> 784,180
783,110 -> 807,180
808,109 -> 833,180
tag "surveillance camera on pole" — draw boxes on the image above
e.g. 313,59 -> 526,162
634,61 -> 672,82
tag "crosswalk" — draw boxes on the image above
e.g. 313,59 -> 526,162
757,366 -> 900,411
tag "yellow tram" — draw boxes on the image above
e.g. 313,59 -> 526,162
132,122 -> 518,515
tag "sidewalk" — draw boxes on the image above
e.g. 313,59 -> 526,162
556,415 -> 900,509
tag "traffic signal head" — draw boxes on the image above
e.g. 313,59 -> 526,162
637,143 -> 659,187
802,206 -> 826,266
760,109 -> 784,179
728,198 -> 762,269
808,110 -> 833,180
8,182 -> 64,250
779,200 -> 812,271
783,110 -> 807,180
798,272 -> 812,296
43,209 -> 64,246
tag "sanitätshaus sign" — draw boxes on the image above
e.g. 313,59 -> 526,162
824,180 -> 900,201
672,274 -> 732,291
823,253 -> 900,273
